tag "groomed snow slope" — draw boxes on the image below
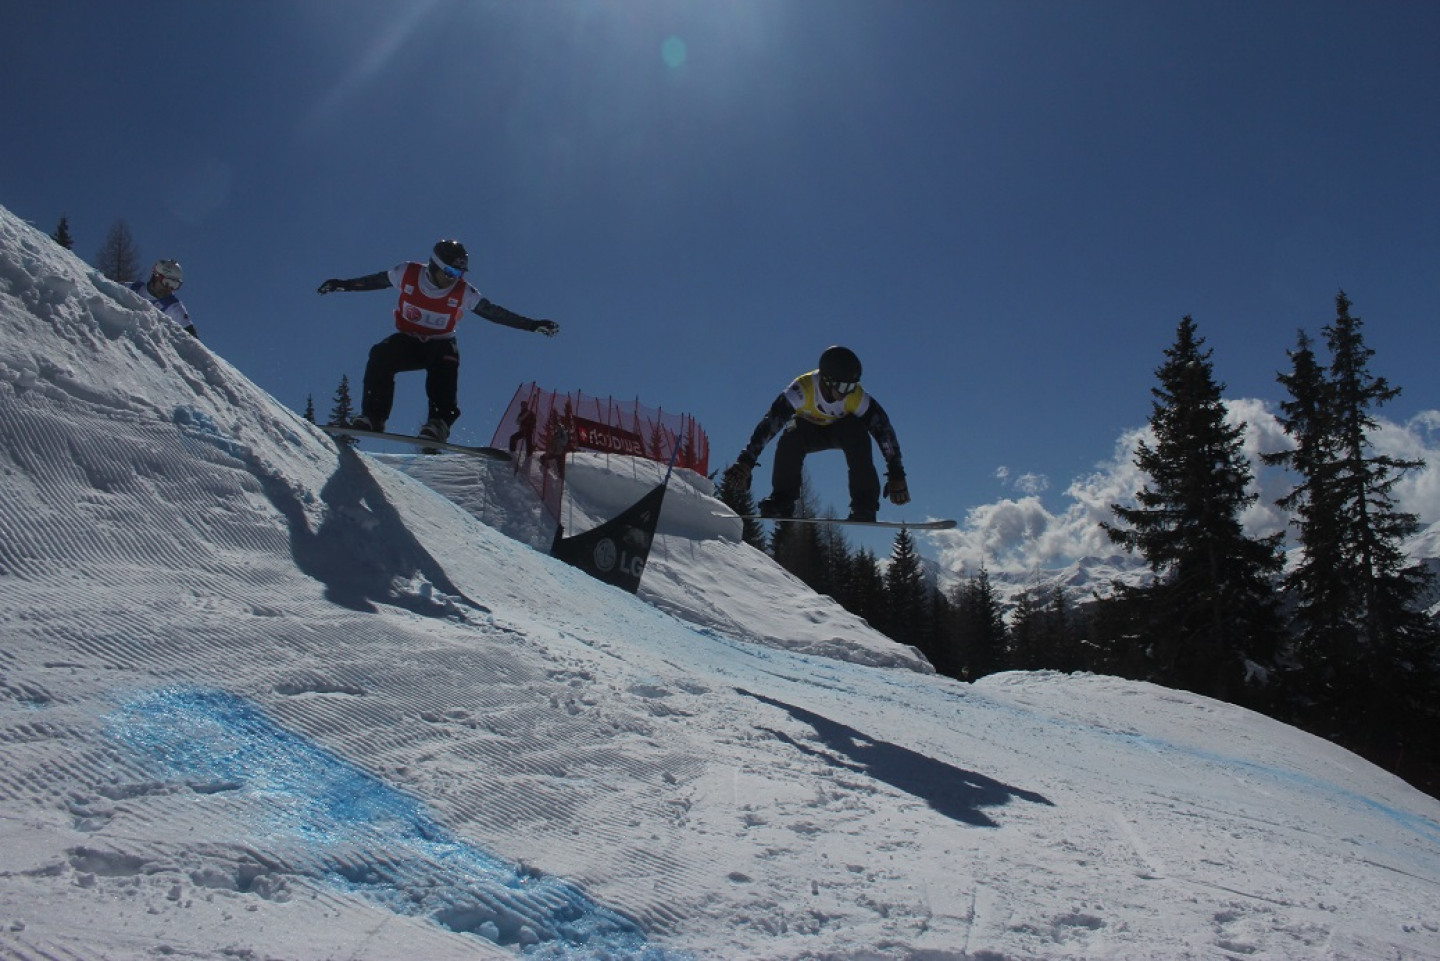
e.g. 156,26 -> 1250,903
2,205 -> 1439,960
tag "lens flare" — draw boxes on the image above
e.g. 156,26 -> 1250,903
661,35 -> 687,68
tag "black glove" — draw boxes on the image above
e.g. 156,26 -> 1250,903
884,470 -> 910,506
724,460 -> 753,492
532,319 -> 560,337
317,279 -> 345,295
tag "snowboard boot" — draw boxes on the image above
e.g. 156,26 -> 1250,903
419,418 -> 450,443
351,415 -> 383,432
757,495 -> 795,519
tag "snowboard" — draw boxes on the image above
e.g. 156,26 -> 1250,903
740,515 -> 956,530
322,426 -> 512,461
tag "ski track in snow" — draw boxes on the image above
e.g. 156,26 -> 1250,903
3,205 -> 1440,959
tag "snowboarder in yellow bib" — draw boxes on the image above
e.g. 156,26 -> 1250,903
724,346 -> 909,522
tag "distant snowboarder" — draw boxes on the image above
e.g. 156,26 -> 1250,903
317,240 -> 558,443
724,345 -> 909,522
128,259 -> 197,338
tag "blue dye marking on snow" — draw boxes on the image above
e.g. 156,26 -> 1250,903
935,686 -> 1440,854
107,687 -> 688,959
172,406 -> 249,461
1138,734 -> 1440,849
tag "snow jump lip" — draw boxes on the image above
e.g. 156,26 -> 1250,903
322,425 -> 511,461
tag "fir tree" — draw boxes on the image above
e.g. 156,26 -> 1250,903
1323,292 -> 1431,654
51,216 -> 74,250
1007,588 -> 1047,671
1270,293 -> 1437,754
952,567 -> 1007,679
843,548 -> 887,632
327,375 -> 358,446
813,521 -> 854,601
716,465 -> 766,549
1041,589 -> 1084,673
303,395 -> 316,424
882,527 -> 929,653
770,478 -> 826,589
1103,316 -> 1283,701
1082,583 -> 1148,678
925,587 -> 957,673
1264,329 -> 1349,687
1011,585 -> 1082,672
95,219 -> 142,282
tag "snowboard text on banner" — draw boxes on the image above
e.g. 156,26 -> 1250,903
492,382 -> 710,525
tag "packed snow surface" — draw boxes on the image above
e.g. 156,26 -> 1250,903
2,205 -> 1438,959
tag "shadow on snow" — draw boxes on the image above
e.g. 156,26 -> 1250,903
740,689 -> 1053,827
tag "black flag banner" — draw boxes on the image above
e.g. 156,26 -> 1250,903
550,482 -> 667,593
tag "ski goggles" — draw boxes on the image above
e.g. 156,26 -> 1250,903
824,378 -> 859,396
430,258 -> 466,280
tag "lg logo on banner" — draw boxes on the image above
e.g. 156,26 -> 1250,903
593,538 -> 646,580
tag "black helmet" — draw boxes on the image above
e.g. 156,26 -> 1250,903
818,345 -> 862,388
430,239 -> 469,273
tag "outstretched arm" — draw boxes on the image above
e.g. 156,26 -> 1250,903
316,271 -> 391,294
475,298 -> 559,336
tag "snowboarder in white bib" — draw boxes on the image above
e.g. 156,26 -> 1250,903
128,259 -> 197,338
725,346 -> 909,522
317,239 -> 558,443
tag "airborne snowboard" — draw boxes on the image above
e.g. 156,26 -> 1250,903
322,425 -> 512,461
740,515 -> 956,530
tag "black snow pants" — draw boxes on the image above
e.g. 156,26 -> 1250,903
770,416 -> 880,517
361,333 -> 461,428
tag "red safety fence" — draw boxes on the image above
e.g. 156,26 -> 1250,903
491,382 -> 711,521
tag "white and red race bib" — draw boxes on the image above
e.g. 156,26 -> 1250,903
389,262 -> 480,337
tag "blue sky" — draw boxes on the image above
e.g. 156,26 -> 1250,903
5,0 -> 1438,559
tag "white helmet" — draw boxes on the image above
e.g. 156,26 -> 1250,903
151,259 -> 183,292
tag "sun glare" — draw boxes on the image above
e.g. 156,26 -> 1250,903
661,35 -> 688,69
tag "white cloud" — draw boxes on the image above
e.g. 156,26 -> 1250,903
995,466 -> 1051,496
1016,472 -> 1049,495
934,400 -> 1440,579
1372,410 -> 1440,523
